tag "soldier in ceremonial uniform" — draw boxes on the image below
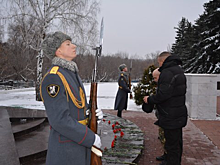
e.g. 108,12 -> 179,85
40,31 -> 103,165
114,64 -> 131,118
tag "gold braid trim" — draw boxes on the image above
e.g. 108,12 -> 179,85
57,72 -> 85,109
40,72 -> 49,103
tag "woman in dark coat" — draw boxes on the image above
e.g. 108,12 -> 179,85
114,64 -> 131,117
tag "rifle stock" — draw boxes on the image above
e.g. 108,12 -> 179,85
129,74 -> 133,99
89,82 -> 102,165
89,82 -> 98,133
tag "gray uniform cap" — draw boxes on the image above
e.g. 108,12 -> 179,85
119,64 -> 127,71
42,31 -> 72,60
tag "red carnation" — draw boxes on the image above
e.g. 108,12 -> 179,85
108,120 -> 111,124
120,131 -> 124,137
111,140 -> 115,148
112,124 -> 115,129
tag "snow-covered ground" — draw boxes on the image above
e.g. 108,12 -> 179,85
0,82 -> 142,111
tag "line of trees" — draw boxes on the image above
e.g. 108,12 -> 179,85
74,52 -> 158,82
171,0 -> 220,74
0,23 -> 158,85
0,38 -> 158,82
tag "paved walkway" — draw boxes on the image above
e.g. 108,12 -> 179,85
103,109 -> 220,165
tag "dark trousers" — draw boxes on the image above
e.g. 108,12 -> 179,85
164,128 -> 183,165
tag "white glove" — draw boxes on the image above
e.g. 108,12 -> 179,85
95,108 -> 103,120
86,109 -> 90,116
93,134 -> 102,148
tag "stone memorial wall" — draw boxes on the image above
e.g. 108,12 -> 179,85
185,74 -> 220,120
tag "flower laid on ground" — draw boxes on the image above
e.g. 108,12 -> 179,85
111,139 -> 115,148
112,124 -> 115,129
103,120 -> 125,149
112,121 -> 124,135
120,131 -> 124,137
102,119 -> 106,122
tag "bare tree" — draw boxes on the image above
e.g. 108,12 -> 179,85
0,0 -> 100,100
0,21 -> 37,82
145,51 -> 160,67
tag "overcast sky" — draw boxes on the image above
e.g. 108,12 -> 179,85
98,0 -> 209,57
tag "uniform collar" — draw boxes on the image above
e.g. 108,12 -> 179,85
120,71 -> 128,77
52,57 -> 79,73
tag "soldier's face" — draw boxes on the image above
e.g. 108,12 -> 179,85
123,67 -> 128,72
56,40 -> 77,61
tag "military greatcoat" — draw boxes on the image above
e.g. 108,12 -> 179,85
114,72 -> 130,111
40,65 -> 95,165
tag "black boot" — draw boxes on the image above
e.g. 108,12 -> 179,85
156,153 -> 166,161
117,110 -> 122,118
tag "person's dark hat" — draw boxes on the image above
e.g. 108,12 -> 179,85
118,64 -> 127,71
42,31 -> 72,60
142,102 -> 154,113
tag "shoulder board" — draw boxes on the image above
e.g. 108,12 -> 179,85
50,66 -> 59,74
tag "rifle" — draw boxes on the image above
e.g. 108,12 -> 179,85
89,18 -> 104,165
129,60 -> 133,99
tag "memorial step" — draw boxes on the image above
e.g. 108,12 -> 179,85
12,118 -> 46,138
15,123 -> 49,164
